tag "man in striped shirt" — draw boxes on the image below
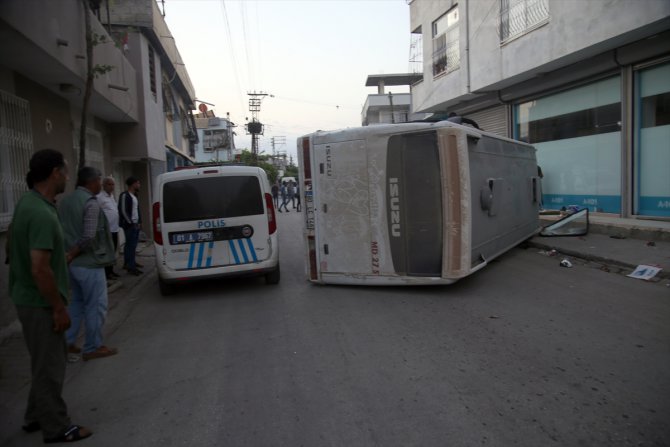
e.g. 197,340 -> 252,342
58,167 -> 117,361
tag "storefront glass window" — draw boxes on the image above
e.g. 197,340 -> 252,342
634,62 -> 670,217
515,77 -> 621,213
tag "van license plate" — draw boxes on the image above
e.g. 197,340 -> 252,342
170,231 -> 214,245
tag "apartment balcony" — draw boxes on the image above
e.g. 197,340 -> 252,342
0,0 -> 138,123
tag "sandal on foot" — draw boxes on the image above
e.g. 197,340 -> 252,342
82,346 -> 118,361
44,425 -> 92,443
22,421 -> 40,433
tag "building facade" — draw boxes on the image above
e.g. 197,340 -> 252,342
0,0 -> 199,318
108,0 -> 198,226
409,0 -> 670,218
193,113 -> 236,164
362,74 -> 429,126
0,0 -> 141,329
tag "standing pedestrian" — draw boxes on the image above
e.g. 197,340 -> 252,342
97,176 -> 120,280
296,183 -> 302,212
271,181 -> 279,208
278,182 -> 289,212
59,167 -> 118,361
118,176 -> 142,275
288,181 -> 296,209
8,149 -> 93,442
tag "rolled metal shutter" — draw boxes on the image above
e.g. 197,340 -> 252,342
464,105 -> 509,137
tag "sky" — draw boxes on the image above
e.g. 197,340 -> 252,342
162,0 -> 413,163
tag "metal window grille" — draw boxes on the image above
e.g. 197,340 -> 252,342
0,90 -> 33,231
409,32 -> 423,75
203,129 -> 229,151
72,128 -> 104,173
500,0 -> 549,43
148,45 -> 157,101
432,7 -> 460,77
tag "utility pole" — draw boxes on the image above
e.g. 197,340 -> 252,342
388,91 -> 395,124
246,91 -> 271,165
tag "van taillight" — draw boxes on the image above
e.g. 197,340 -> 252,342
152,202 -> 163,245
264,193 -> 277,235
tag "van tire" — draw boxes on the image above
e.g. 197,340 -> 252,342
158,277 -> 176,296
265,264 -> 280,285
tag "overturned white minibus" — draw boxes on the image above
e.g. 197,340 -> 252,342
297,121 -> 542,285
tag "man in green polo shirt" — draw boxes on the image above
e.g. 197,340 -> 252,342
8,149 -> 92,443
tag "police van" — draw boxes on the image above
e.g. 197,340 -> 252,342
298,121 -> 541,285
152,165 -> 279,295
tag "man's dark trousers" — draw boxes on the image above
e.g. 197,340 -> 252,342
123,226 -> 139,270
105,232 -> 118,277
16,306 -> 70,439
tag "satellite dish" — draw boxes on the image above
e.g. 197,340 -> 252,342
198,103 -> 208,113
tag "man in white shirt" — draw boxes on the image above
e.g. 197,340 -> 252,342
97,176 -> 120,280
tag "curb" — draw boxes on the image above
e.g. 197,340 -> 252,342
527,239 -> 670,280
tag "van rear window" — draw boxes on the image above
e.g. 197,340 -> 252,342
163,176 -> 264,223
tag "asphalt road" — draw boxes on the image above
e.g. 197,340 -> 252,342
2,211 -> 669,447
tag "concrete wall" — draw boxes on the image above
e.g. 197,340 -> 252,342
0,0 -> 138,122
142,35 -> 167,162
109,0 -> 195,102
410,0 -> 670,113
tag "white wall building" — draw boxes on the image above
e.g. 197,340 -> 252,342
362,74 -> 429,126
409,0 -> 670,218
194,114 -> 236,163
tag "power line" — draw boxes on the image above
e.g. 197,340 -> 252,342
255,0 -> 263,89
272,95 -> 358,111
240,1 -> 255,88
219,0 -> 246,113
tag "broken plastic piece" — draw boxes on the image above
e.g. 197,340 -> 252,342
540,209 -> 589,237
560,259 -> 573,268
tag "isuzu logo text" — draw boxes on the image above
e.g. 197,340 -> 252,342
389,177 -> 401,237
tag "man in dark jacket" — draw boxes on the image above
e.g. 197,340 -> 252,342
118,177 -> 142,275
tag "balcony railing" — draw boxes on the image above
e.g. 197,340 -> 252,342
500,0 -> 549,43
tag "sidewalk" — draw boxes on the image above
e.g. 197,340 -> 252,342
0,244 -> 156,444
530,214 -> 670,281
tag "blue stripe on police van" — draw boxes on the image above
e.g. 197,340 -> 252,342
197,242 -> 205,268
187,243 -> 196,269
228,240 -> 241,264
237,239 -> 249,263
246,238 -> 258,262
205,241 -> 214,267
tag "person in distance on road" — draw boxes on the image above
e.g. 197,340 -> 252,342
287,180 -> 296,209
8,149 -> 93,442
271,181 -> 279,208
278,181 -> 289,213
59,167 -> 118,362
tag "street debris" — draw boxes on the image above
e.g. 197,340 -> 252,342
627,265 -> 662,281
538,249 -> 559,257
560,259 -> 573,268
610,235 -> 627,239
646,241 -> 656,247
